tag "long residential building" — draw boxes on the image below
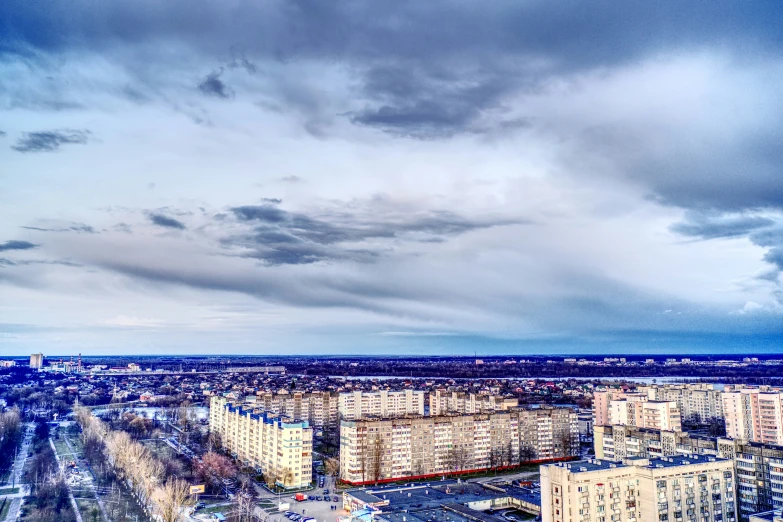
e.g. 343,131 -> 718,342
723,389 -> 783,445
429,389 -> 519,415
253,390 -> 338,428
640,383 -> 725,425
594,424 -> 783,518
541,455 -> 737,522
339,407 -> 578,485
338,390 -> 425,420
209,396 -> 313,489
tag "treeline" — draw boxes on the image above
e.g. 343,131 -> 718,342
0,409 -> 22,475
75,407 -> 195,522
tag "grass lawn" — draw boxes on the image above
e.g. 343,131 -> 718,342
0,487 -> 20,495
76,498 -> 102,522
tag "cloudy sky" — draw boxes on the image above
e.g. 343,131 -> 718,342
2,1 -> 783,356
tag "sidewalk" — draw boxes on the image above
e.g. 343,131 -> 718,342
49,437 -> 85,522
0,423 -> 35,522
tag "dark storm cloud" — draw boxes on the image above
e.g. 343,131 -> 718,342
231,205 -> 287,223
670,212 -> 775,240
11,129 -> 91,153
4,1 -> 780,68
198,71 -> 233,99
148,213 -> 186,230
224,202 -> 524,265
0,240 -> 38,252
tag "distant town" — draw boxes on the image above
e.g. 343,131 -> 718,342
2,354 -> 783,522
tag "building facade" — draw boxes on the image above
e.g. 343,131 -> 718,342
338,390 -> 425,420
254,390 -> 339,428
640,383 -> 725,425
541,455 -> 737,522
594,425 -> 783,519
29,353 -> 44,369
429,389 -> 519,415
209,396 -> 313,489
723,389 -> 783,445
339,407 -> 578,485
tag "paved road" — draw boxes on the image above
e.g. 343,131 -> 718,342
49,437 -> 85,522
1,423 -> 35,522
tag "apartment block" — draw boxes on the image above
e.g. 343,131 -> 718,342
254,390 -> 338,428
429,389 -> 519,415
541,455 -> 737,522
29,353 -> 44,369
209,396 -> 313,489
338,390 -> 425,420
640,383 -> 725,425
339,407 -> 578,485
723,389 -> 783,445
594,425 -> 783,519
593,389 -> 648,426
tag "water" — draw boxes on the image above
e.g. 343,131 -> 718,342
296,374 -> 708,384
91,405 -> 209,419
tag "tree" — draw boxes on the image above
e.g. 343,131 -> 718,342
195,451 -> 238,490
280,467 -> 295,489
519,444 -> 536,463
324,457 -> 340,481
156,478 -> 195,522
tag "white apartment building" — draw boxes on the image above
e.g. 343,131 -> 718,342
340,407 -> 578,485
608,399 -> 682,431
723,389 -> 783,445
593,389 -> 649,426
29,353 -> 44,369
640,383 -> 725,424
429,389 -> 519,415
254,390 -> 339,428
338,390 -> 425,420
209,396 -> 313,489
541,455 -> 737,522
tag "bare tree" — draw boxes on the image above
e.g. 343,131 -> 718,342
519,444 -> 536,463
156,477 -> 195,522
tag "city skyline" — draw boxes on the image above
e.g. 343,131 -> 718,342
2,1 -> 783,355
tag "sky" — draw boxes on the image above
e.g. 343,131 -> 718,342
1,1 -> 783,356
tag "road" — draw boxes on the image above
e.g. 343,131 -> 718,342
0,423 -> 34,522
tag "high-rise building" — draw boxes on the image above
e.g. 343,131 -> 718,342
29,353 -> 44,369
429,388 -> 519,415
608,399 -> 682,431
209,396 -> 313,489
595,424 -> 783,519
593,388 -> 648,426
541,455 -> 737,522
254,390 -> 339,428
339,407 -> 578,485
723,389 -> 783,445
338,390 -> 425,420
640,383 -> 725,425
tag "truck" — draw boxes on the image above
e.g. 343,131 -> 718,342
295,493 -> 307,502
